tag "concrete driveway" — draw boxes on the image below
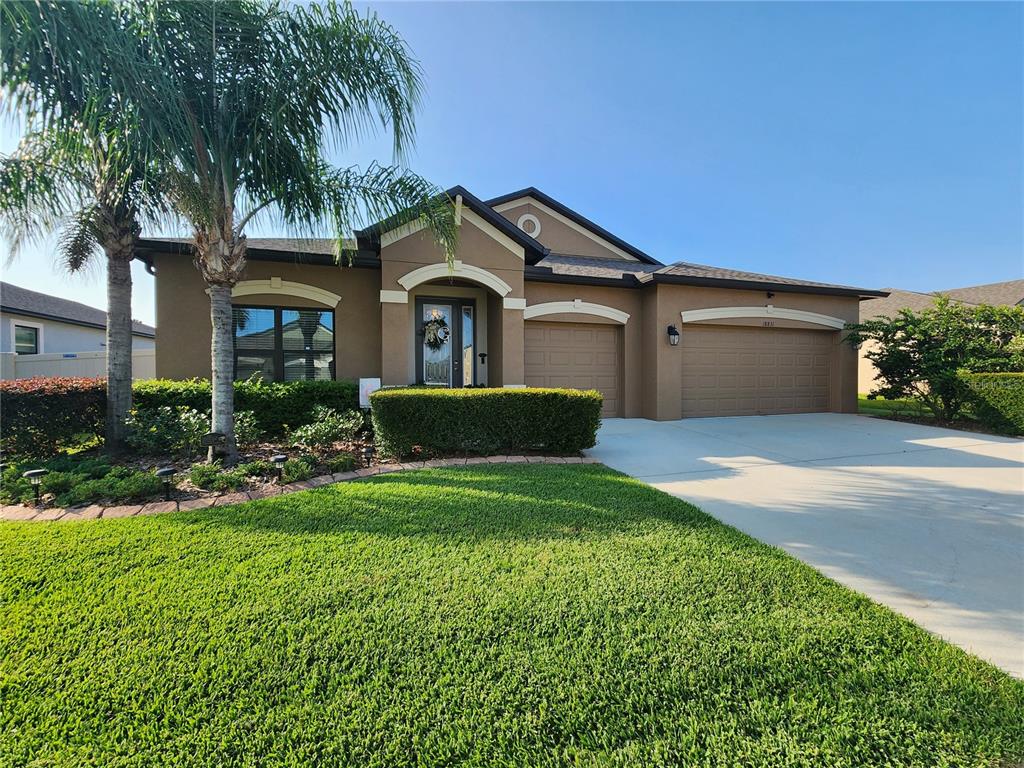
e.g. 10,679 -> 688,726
587,414 -> 1024,677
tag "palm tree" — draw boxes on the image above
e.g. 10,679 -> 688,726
0,2 -> 164,453
143,0 -> 458,463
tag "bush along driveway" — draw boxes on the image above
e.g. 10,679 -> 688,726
1,464 -> 1021,767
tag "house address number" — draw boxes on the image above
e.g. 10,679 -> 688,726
762,320 -> 775,327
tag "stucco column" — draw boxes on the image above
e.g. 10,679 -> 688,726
381,300 -> 411,385
834,331 -> 859,413
501,305 -> 525,387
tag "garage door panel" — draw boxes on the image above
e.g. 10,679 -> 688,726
525,321 -> 621,417
682,325 -> 832,417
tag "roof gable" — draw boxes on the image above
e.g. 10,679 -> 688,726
486,187 -> 661,265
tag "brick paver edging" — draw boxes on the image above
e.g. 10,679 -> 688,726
1,455 -> 600,522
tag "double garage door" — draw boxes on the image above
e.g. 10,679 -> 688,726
681,325 -> 832,417
525,321 -> 621,417
524,321 -> 834,420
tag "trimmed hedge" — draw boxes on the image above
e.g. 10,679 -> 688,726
961,372 -> 1024,435
134,379 -> 359,436
0,377 -> 106,457
1,377 -> 360,458
370,387 -> 603,459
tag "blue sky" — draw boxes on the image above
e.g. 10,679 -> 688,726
2,1 -> 1021,325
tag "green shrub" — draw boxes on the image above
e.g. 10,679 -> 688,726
961,372 -> 1024,434
126,406 -> 208,456
134,378 -> 359,436
0,377 -> 106,457
0,455 -> 116,505
323,453 -> 357,473
64,467 -> 163,506
0,456 -> 162,506
370,387 -> 602,459
289,406 -> 363,451
234,410 -> 264,447
281,457 -> 315,484
2,377 -> 359,461
237,459 -> 273,478
187,462 -> 255,492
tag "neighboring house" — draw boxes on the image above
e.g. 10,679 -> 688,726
0,281 -> 156,380
857,279 -> 1024,392
137,186 -> 886,419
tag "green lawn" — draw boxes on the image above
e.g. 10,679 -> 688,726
2,465 -> 1021,766
858,394 -> 931,418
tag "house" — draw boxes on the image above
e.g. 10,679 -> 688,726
137,186 -> 886,420
0,282 -> 156,380
858,279 -> 1024,392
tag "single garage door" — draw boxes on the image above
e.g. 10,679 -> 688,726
525,321 -> 621,417
681,325 -> 832,417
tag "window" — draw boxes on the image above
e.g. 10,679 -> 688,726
14,325 -> 39,355
233,306 -> 334,382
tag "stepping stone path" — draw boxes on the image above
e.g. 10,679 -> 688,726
0,456 -> 600,522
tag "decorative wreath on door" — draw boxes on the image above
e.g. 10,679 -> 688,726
422,312 -> 451,351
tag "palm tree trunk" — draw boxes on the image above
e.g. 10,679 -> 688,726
209,283 -> 239,465
104,249 -> 134,454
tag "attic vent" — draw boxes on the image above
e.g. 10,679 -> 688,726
516,213 -> 541,239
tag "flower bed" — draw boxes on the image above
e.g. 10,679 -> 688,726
0,456 -> 601,521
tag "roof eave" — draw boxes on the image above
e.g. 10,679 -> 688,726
648,272 -> 888,299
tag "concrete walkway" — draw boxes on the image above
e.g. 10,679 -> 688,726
587,413 -> 1024,678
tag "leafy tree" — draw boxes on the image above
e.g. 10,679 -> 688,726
846,296 -> 1024,420
0,1 -> 165,453
141,0 -> 458,463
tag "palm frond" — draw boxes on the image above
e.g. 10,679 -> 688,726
267,162 -> 458,265
57,204 -> 101,273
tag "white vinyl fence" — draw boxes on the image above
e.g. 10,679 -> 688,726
0,349 -> 156,380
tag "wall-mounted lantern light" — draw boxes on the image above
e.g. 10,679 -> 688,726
271,454 -> 288,483
155,467 -> 177,501
766,291 -> 775,299
22,468 -> 48,506
667,325 -> 680,346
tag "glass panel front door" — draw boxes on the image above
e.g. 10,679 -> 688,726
422,302 -> 453,386
461,306 -> 474,387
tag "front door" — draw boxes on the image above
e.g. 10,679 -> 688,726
416,297 -> 476,387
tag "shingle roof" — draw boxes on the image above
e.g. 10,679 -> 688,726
859,288 -> 950,320
528,254 -> 885,297
859,279 -> 1024,320
647,261 -> 877,293
0,282 -> 155,337
147,237 -> 349,255
534,254 -> 655,281
936,279 -> 1024,307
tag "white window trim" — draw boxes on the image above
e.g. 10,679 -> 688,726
524,299 -> 630,325
11,319 -> 44,354
491,197 -> 637,261
397,260 -> 513,297
379,290 -> 409,304
231,278 -> 341,308
679,305 -> 846,329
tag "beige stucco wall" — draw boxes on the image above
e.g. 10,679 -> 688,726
379,216 -> 526,387
153,254 -> 381,381
153,229 -> 864,420
493,200 -> 633,260
858,339 -> 881,394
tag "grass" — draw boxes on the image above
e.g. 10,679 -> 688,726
858,394 -> 931,418
1,464 -> 1021,767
